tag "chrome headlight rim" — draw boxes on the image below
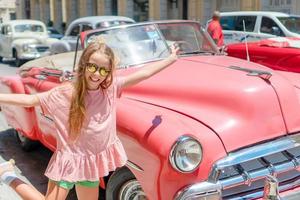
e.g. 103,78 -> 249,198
22,44 -> 37,52
169,135 -> 202,173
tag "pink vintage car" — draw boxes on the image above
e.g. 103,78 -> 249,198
1,21 -> 300,200
226,37 -> 300,73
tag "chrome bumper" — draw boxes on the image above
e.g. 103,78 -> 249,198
19,51 -> 51,60
175,133 -> 300,199
175,175 -> 300,200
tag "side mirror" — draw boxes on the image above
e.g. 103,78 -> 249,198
271,27 -> 281,36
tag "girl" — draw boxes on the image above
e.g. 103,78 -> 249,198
0,40 -> 178,200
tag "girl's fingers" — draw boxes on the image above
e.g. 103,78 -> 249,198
170,44 -> 179,55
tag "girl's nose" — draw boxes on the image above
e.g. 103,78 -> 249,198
93,70 -> 101,76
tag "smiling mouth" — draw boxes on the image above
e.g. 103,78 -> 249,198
89,77 -> 101,82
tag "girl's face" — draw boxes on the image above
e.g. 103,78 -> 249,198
85,52 -> 111,90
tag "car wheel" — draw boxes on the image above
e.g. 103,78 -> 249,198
14,51 -> 23,67
105,167 -> 147,200
14,130 -> 39,151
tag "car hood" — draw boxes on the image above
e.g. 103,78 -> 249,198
13,33 -> 49,45
120,56 -> 300,152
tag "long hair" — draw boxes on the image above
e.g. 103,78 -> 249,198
68,41 -> 116,140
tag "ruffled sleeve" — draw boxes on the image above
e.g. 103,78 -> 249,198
36,84 -> 71,116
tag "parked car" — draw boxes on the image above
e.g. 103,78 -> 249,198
217,11 -> 300,44
226,37 -> 300,73
0,20 -> 58,67
47,27 -> 64,39
50,16 -> 135,54
2,20 -> 300,200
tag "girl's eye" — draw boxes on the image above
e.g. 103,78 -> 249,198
100,68 -> 108,76
88,65 -> 97,73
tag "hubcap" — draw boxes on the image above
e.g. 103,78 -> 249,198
119,180 -> 147,200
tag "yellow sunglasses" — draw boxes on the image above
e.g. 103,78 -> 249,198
86,63 -> 111,77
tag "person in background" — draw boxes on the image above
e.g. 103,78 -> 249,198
207,11 -> 224,47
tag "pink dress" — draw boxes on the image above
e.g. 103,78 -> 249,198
37,78 -> 127,182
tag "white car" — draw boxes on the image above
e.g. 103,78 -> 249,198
217,11 -> 300,44
0,20 -> 58,66
51,16 -> 135,54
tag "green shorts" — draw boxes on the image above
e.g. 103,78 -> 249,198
51,180 -> 99,190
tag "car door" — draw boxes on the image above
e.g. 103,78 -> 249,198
259,16 -> 285,38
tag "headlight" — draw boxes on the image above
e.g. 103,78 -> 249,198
22,44 -> 36,52
22,44 -> 29,52
169,136 -> 202,173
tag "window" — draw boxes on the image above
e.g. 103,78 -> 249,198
95,21 -> 133,29
2,25 -> 12,35
220,16 -> 256,32
69,25 -> 80,36
235,16 -> 257,31
260,17 -> 284,36
220,16 -> 236,30
69,24 -> 92,36
82,24 -> 93,32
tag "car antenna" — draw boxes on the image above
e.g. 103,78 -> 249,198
242,20 -> 250,62
73,24 -> 83,72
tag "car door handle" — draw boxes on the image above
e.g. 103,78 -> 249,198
34,75 -> 46,80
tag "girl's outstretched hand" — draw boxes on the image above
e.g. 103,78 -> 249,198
169,43 -> 180,61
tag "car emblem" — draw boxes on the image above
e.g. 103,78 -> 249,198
262,175 -> 281,200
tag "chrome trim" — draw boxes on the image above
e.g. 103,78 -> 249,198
174,181 -> 222,200
209,135 -> 300,182
126,160 -> 144,172
169,135 -> 202,173
175,133 -> 300,199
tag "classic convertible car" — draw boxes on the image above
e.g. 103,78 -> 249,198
226,37 -> 300,73
1,20 -> 300,200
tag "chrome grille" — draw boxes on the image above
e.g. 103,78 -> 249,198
208,133 -> 300,199
36,46 -> 49,52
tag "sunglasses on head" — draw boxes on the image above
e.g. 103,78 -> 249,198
86,63 -> 111,77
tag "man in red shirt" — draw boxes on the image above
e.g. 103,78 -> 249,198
207,11 -> 224,47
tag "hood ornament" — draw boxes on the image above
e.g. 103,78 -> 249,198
263,175 -> 282,200
229,66 -> 272,81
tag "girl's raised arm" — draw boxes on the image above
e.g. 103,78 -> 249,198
122,45 -> 179,88
0,93 -> 40,107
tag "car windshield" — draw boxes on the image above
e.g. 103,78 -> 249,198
14,24 -> 44,33
277,16 -> 300,34
86,22 -> 217,67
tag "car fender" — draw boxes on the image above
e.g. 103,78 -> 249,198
49,40 -> 71,54
117,98 -> 226,200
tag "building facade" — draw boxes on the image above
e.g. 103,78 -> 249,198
0,0 -> 16,23
15,0 -> 300,33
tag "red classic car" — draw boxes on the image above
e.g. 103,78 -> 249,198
1,21 -> 300,200
226,37 -> 300,73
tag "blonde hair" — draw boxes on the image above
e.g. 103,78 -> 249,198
68,41 -> 116,140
